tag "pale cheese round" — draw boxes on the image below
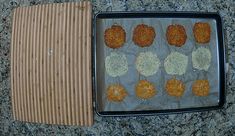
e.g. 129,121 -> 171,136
192,47 -> 211,71
164,52 -> 188,75
136,52 -> 161,76
105,52 -> 128,77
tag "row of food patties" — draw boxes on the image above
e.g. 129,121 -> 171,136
104,22 -> 211,49
105,49 -> 211,77
107,79 -> 210,102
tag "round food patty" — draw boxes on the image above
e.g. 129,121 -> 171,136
193,22 -> 211,44
192,80 -> 210,96
136,52 -> 160,77
166,24 -> 187,47
132,24 -> 156,47
165,78 -> 185,97
104,25 -> 126,49
135,80 -> 156,99
105,52 -> 128,77
164,52 -> 188,75
107,84 -> 127,102
192,47 -> 211,71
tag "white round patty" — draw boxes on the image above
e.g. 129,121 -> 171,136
192,47 -> 212,71
136,52 -> 161,76
105,52 -> 128,77
164,52 -> 188,75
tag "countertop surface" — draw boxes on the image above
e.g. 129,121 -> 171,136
0,0 -> 234,135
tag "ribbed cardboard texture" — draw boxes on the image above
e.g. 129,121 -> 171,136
10,1 -> 93,126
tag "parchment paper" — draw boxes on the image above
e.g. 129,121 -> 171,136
96,18 -> 219,111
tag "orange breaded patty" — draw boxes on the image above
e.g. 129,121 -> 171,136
192,80 -> 210,96
132,24 -> 156,47
166,24 -> 187,47
104,25 -> 126,49
193,22 -> 211,44
165,78 -> 185,97
135,80 -> 156,99
106,84 -> 127,102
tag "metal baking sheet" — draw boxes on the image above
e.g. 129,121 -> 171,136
93,12 -> 225,116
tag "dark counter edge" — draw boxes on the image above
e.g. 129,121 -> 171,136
92,11 -> 226,117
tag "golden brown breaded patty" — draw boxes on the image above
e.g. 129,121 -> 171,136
132,24 -> 156,47
107,84 -> 127,102
192,80 -> 210,96
135,80 -> 156,99
104,25 -> 126,49
193,22 -> 211,44
165,78 -> 185,97
166,24 -> 187,47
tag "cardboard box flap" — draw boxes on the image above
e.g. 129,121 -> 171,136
10,1 -> 93,126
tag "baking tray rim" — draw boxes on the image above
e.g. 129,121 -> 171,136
92,11 -> 226,117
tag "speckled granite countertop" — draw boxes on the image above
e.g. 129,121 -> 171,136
0,0 -> 234,135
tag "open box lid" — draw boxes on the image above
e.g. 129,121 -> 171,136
10,1 -> 93,126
